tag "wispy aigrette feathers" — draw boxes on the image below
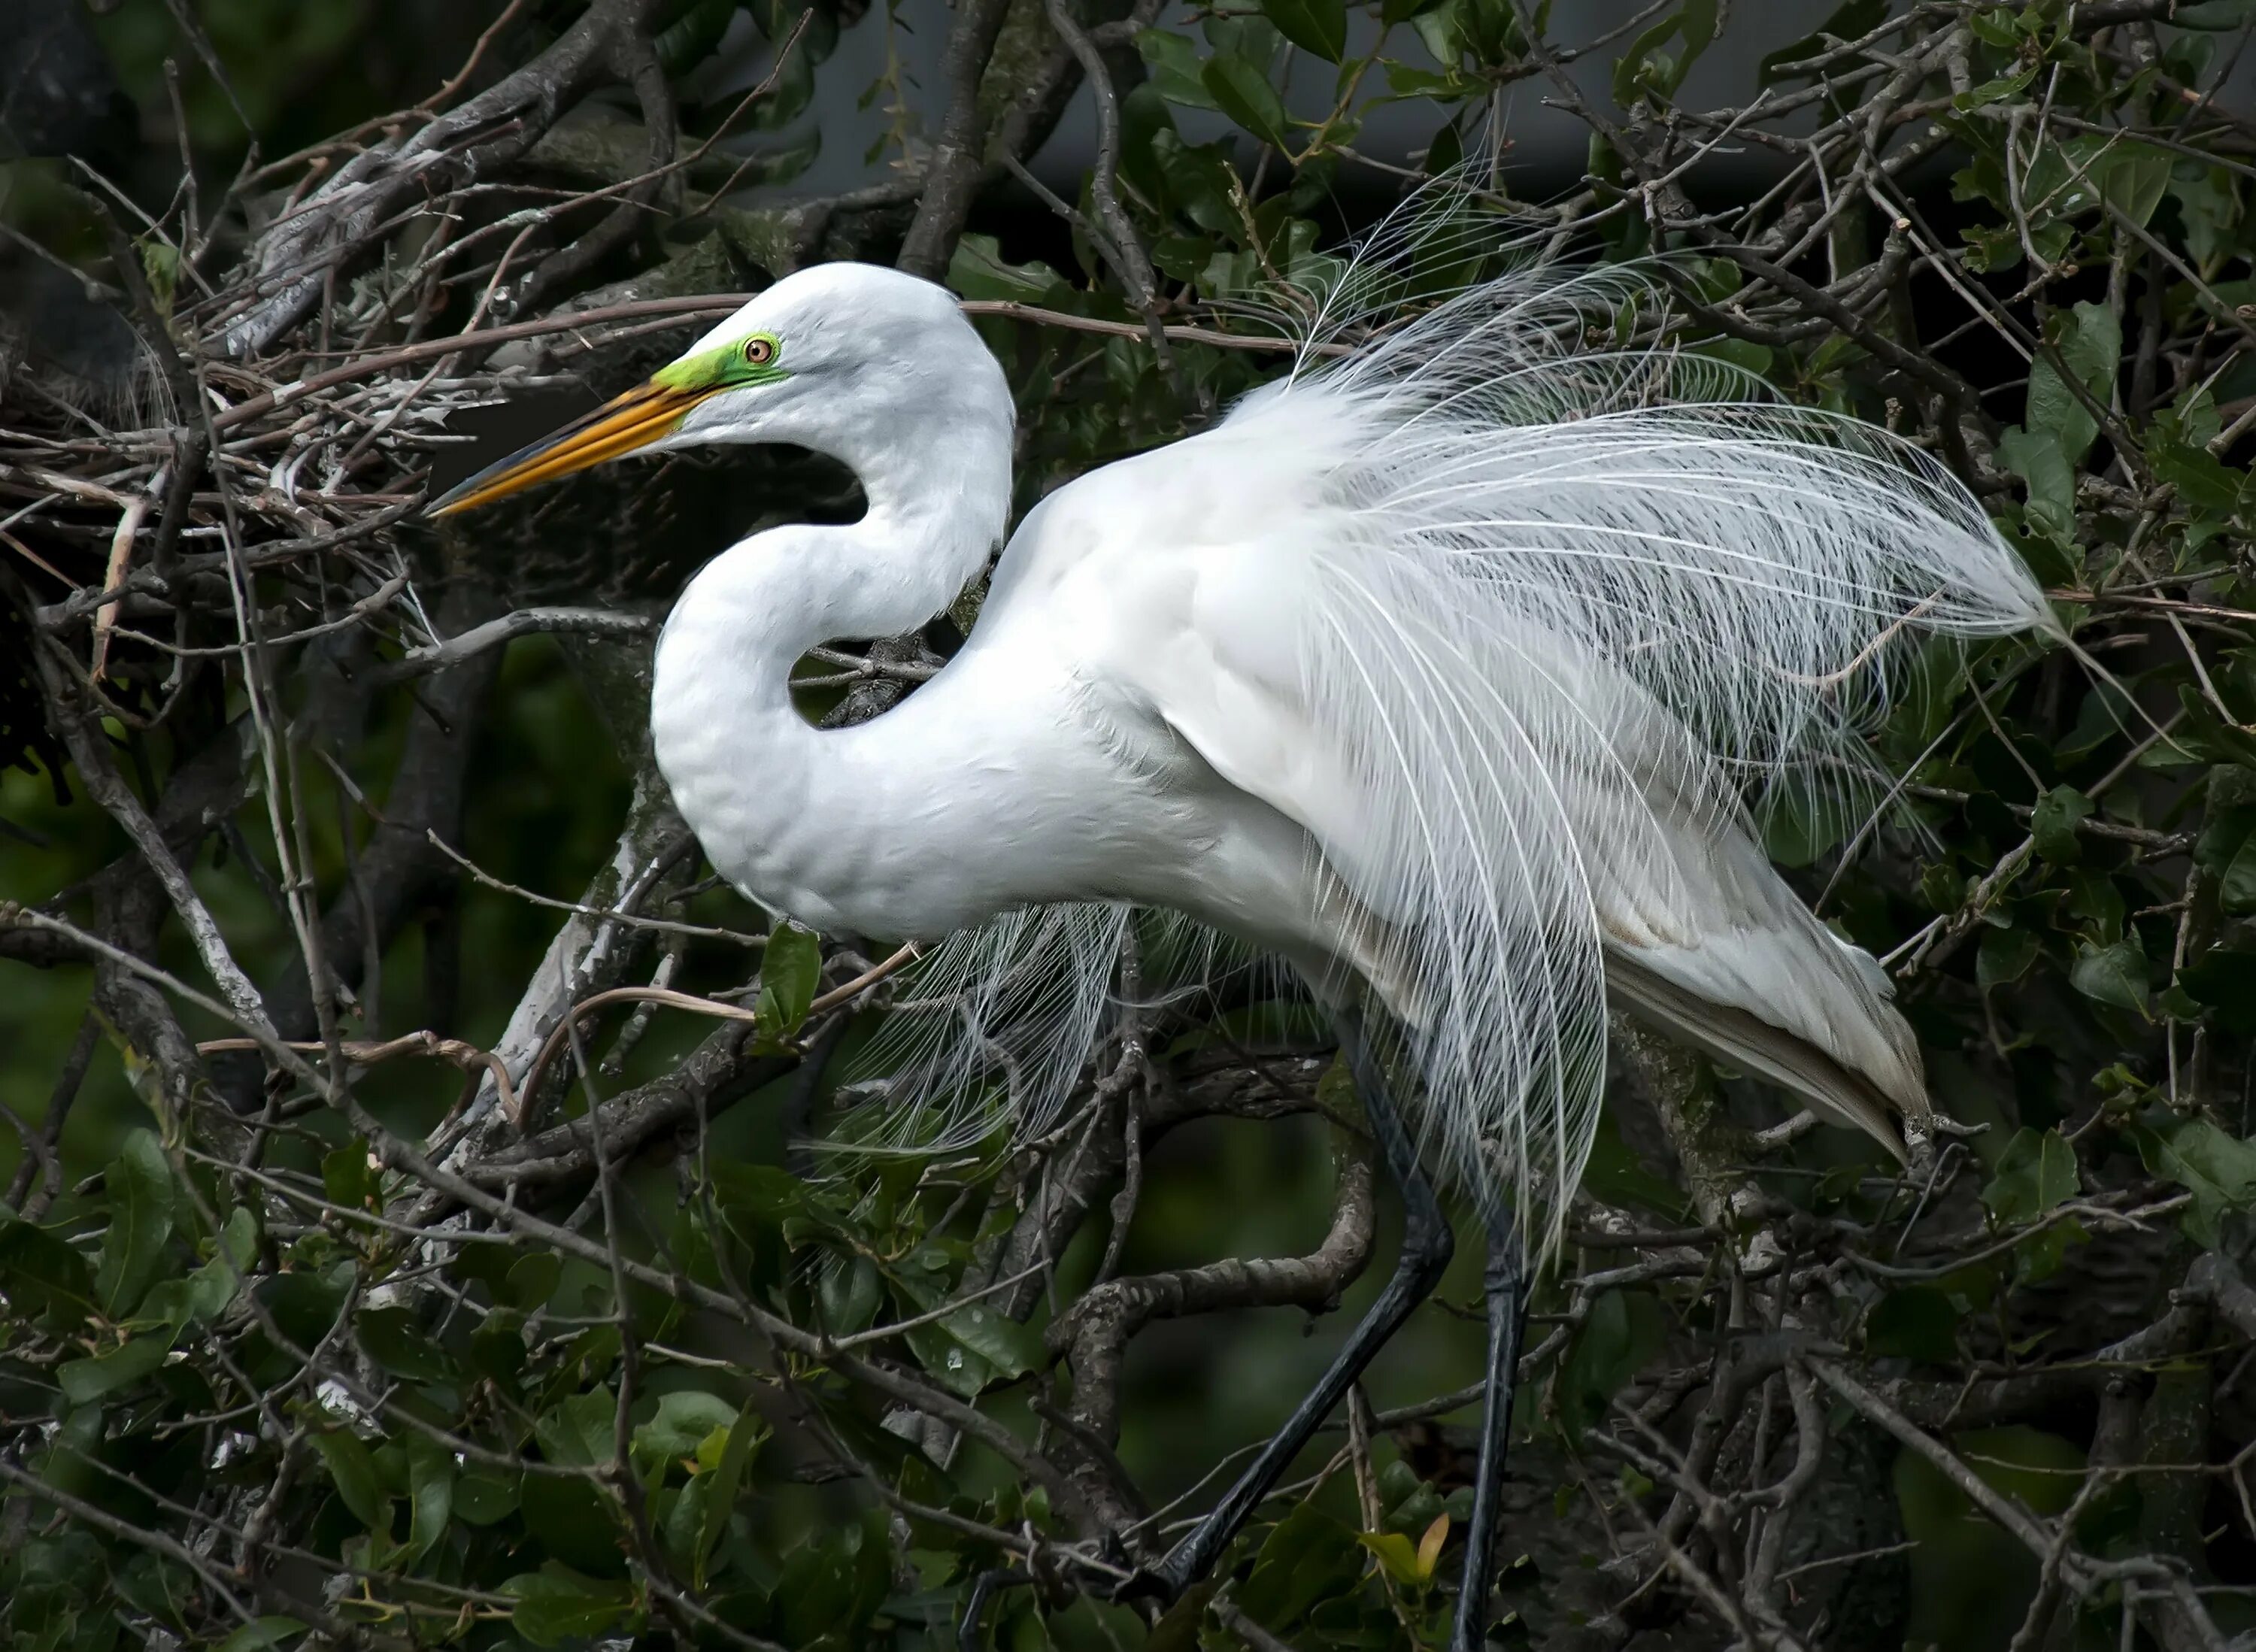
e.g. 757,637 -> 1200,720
835,207 -> 2054,1243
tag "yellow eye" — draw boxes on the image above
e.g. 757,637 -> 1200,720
743,335 -> 778,367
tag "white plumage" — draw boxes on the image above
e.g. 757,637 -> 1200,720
435,227 -> 2054,1244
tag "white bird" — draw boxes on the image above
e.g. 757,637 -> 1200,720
432,227 -> 2052,1647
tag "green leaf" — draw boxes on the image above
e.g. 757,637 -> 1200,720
939,1299 -> 1045,1379
1964,5 -> 2021,44
1901,1428 -> 2088,1587
2063,868 -> 2124,943
2101,141 -> 2173,229
2202,805 -> 2256,913
655,0 -> 737,74
312,1429 -> 389,1532
1202,53 -> 1291,149
1689,335 -> 1772,378
2181,946 -> 2256,1033
180,1208 -> 256,1322
1977,923 -> 2042,989
258,1261 -> 354,1349
2022,134 -> 2117,222
2071,938 -> 2151,1016
818,1253 -> 882,1335
634,1390 -> 738,1465
114,1550 -> 195,1629
2176,0 -> 2256,29
773,1506 -> 890,1644
902,1316 -> 997,1399
711,1162 -> 810,1244
1426,116 -> 1463,178
2128,1110 -> 2256,1247
1558,1290 -> 1666,1435
355,1306 -> 456,1384
2025,301 -> 2121,465
1406,1 -> 1464,70
403,1434 -> 454,1564
467,1316 -> 527,1396
2176,685 -> 2256,768
1997,426 -> 2075,540
2170,165 -> 2241,271
56,1332 -> 171,1404
454,1466 -> 520,1526
321,1141 -> 376,1212
2221,829 -> 2256,915
95,1130 -> 174,1319
0,1219 -> 102,1328
1982,1129 -> 2080,1225
945,233 -> 1066,305
214,1618 -> 304,1652
1757,0 -> 1883,83
1954,62 -> 2038,111
755,920 -> 822,1040
1259,0 -> 1346,62
1612,0 -> 1717,103
504,1565 -> 634,1647
1136,27 -> 1219,108
521,1477 -> 625,1577
1238,1502 -> 1361,1629
1148,128 -> 1242,234
696,1404 -> 765,1587
1918,861 -> 1965,914
2150,433 -> 2245,515
1356,1528 -> 1427,1586
2013,1215 -> 2089,1285
1865,1287 -> 1960,1363
2030,786 -> 2092,865
1613,16 -> 1680,103
536,1388 -> 619,1468
504,1250 -> 562,1311
661,1475 -> 714,1579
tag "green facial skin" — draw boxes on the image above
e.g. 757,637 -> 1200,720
653,332 -> 791,396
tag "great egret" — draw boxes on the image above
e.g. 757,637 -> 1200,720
432,232 -> 2051,1647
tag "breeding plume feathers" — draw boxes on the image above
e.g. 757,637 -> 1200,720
838,902 -> 1130,1153
838,202 -> 2054,1236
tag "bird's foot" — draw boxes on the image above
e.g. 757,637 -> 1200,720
1108,1555 -> 1191,1608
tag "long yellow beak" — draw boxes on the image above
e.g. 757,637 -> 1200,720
426,380 -> 717,517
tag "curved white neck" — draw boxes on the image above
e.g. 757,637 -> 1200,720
648,383 -> 1014,935
738,374 -> 1014,647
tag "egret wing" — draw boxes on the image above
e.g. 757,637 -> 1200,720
1100,510 -> 1617,1228
1569,719 -> 1927,1152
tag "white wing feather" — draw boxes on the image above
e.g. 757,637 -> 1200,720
838,224 -> 2051,1232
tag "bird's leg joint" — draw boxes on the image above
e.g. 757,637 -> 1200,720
1108,1555 -> 1190,1608
1401,1189 -> 1456,1288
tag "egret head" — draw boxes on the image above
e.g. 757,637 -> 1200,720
428,262 -> 1008,517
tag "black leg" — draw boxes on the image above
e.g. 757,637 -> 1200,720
1136,1005 -> 1455,1600
1450,1205 -> 1527,1652
957,1567 -> 1030,1652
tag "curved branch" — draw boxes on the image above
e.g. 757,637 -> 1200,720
217,0 -> 672,355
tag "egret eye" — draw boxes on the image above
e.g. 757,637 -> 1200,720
742,335 -> 778,368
